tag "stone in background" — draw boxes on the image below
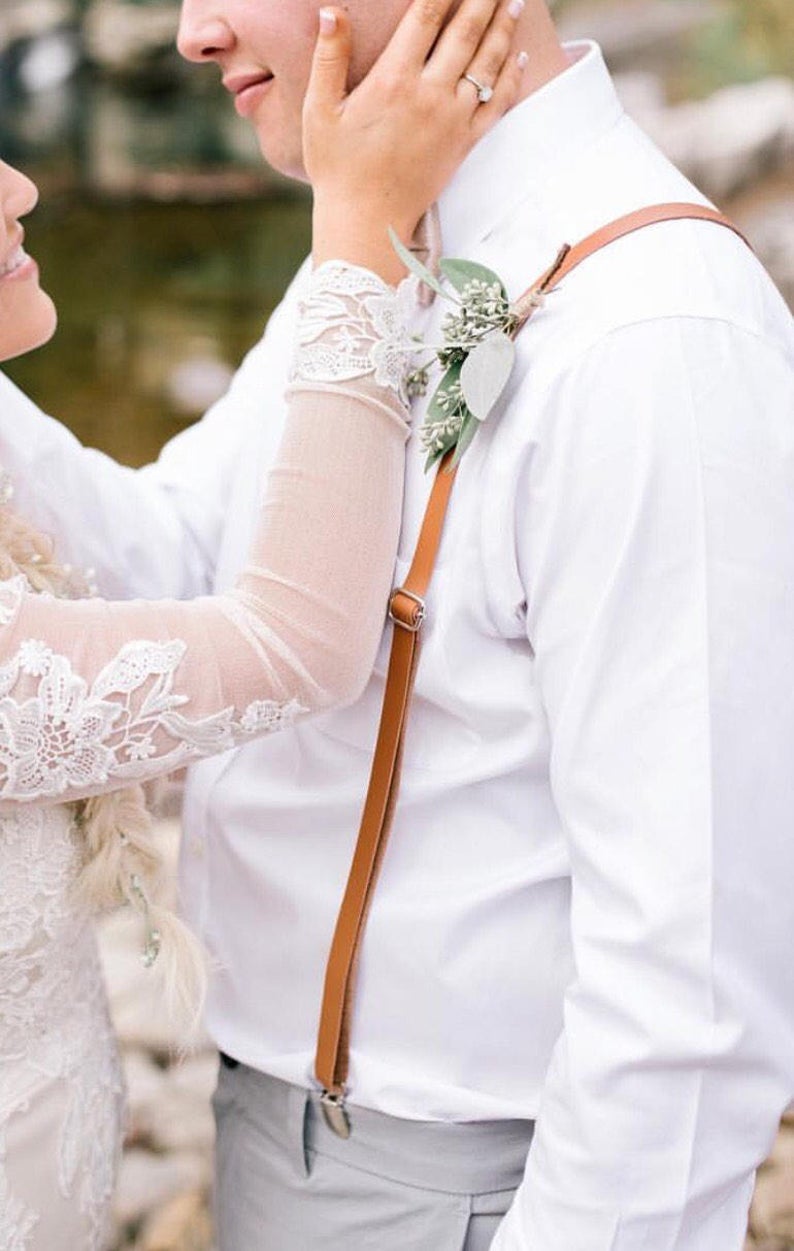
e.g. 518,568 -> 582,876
98,820 -> 217,1251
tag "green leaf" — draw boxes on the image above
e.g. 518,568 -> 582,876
459,331 -> 516,422
450,409 -> 480,468
424,361 -> 462,422
388,228 -> 448,299
439,258 -> 507,300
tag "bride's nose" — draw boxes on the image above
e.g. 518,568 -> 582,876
177,0 -> 234,62
0,163 -> 39,223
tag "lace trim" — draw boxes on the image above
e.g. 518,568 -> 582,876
0,576 -> 304,802
292,262 -> 416,405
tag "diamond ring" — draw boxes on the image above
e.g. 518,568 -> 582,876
462,73 -> 494,104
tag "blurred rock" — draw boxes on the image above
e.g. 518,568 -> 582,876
0,1 -> 72,50
18,29 -> 80,92
613,70 -> 794,204
750,1120 -> 794,1244
84,0 -> 179,79
613,69 -> 667,120
557,0 -> 721,72
98,818 -> 218,1247
652,78 -> 794,201
137,1188 -> 214,1251
739,196 -> 794,310
115,1149 -> 209,1229
166,356 -> 235,416
144,1054 -> 217,1155
124,1049 -> 170,1147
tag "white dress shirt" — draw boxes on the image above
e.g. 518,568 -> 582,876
2,42 -> 794,1250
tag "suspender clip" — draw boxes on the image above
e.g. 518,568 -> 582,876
320,1089 -> 351,1139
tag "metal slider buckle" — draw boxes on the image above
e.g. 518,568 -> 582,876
320,1089 -> 351,1139
388,588 -> 426,633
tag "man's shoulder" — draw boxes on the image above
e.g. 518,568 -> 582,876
496,162 -> 791,399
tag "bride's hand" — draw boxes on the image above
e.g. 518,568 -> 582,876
304,0 -> 527,284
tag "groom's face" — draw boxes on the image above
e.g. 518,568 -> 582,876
177,0 -> 411,180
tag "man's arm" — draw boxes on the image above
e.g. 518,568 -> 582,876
0,284 -> 301,599
494,315 -> 794,1250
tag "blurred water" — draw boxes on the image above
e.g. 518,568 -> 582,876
1,6 -> 310,466
3,196 -> 312,466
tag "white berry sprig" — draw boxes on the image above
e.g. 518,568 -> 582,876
390,229 -> 521,472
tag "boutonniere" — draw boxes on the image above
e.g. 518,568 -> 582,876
390,229 -> 545,473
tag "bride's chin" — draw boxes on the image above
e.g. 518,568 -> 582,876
0,288 -> 58,363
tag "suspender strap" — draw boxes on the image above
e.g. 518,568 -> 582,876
314,202 -> 750,1125
513,201 -> 750,328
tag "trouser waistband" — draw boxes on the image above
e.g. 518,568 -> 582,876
219,1057 -> 535,1195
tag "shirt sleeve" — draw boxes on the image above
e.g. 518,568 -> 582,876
0,262 -> 412,806
492,316 -> 794,1250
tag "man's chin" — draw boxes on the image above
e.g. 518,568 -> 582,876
256,133 -> 310,186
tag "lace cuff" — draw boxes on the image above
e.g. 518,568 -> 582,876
291,262 -> 416,406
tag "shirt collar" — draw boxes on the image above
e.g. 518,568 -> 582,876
436,41 -> 624,257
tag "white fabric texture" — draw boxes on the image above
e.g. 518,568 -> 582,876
0,42 -> 793,1251
0,262 -> 412,1250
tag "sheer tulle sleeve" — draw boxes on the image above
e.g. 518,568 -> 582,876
0,262 -> 414,805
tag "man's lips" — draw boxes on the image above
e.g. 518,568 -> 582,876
223,72 -> 275,118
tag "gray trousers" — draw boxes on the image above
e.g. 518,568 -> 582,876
213,1057 -> 534,1250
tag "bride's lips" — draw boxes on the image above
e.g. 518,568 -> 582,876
224,72 -> 275,118
0,238 -> 38,285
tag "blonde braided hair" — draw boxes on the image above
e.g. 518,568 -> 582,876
0,494 -> 207,1031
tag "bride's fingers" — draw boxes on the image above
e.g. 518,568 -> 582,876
434,0 -> 524,92
470,46 -> 528,138
456,1 -> 524,116
379,0 -> 466,73
303,7 -> 353,120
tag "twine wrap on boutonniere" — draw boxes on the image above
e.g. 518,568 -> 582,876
390,228 -> 566,472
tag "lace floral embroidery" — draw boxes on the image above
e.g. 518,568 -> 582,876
0,576 -> 305,802
292,262 -> 416,404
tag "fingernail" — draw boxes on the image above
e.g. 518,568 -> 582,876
319,8 -> 337,35
517,50 -> 529,70
508,0 -> 525,18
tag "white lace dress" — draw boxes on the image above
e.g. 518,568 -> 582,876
0,263 -> 414,1250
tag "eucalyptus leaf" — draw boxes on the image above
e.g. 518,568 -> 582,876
439,258 -> 507,299
459,332 -> 516,422
421,361 -> 465,472
425,362 -> 462,423
388,228 -> 448,299
450,410 -> 480,468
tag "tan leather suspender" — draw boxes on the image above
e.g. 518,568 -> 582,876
315,203 -> 750,1135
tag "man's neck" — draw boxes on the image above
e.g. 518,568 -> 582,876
513,0 -> 570,105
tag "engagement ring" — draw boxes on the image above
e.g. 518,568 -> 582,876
462,73 -> 493,104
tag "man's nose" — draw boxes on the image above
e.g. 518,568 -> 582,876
176,0 -> 233,62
